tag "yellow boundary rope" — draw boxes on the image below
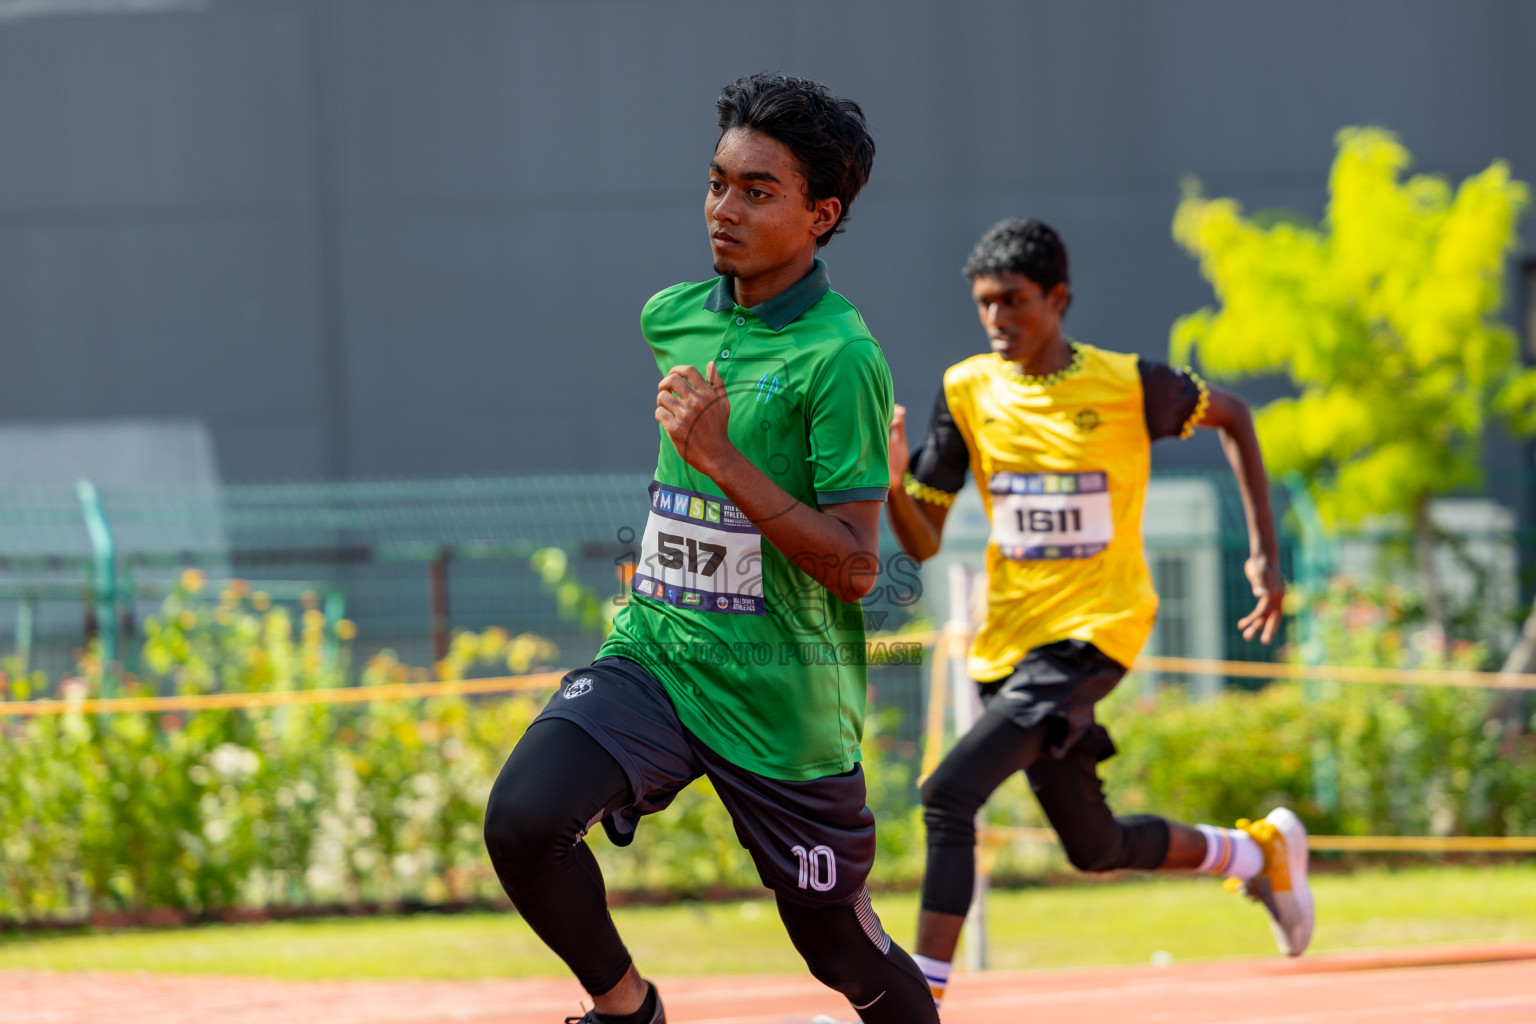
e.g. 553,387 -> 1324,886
5,637 -> 1536,717
895,630 -> 1536,691
0,672 -> 565,717
1135,654 -> 1536,691
1,641 -> 1530,853
917,629 -> 1536,855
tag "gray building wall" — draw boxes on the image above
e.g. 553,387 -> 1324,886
1,0 -> 1532,504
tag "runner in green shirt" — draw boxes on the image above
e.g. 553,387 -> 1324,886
483,73 -> 939,1024
599,266 -> 892,780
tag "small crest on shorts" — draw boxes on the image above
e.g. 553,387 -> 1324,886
563,676 -> 594,699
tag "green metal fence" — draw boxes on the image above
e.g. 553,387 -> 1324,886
0,475 -> 645,683
0,472 -> 1293,703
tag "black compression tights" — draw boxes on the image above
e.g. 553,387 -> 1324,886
920,708 -> 1171,916
483,718 -> 938,1024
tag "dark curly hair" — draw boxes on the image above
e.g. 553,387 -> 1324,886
716,72 -> 875,248
963,218 -> 1072,310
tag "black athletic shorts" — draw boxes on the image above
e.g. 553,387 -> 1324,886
532,656 -> 876,908
979,638 -> 1128,762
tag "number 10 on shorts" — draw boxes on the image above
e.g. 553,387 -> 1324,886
792,844 -> 836,892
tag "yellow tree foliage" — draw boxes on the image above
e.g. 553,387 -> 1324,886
1171,127 -> 1531,528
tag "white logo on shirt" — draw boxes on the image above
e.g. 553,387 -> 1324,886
563,677 -> 594,699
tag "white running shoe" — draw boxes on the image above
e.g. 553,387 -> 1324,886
1232,807 -> 1314,957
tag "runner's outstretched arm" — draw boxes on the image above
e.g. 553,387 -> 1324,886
1198,386 -> 1285,643
884,404 -> 948,562
657,361 -> 881,604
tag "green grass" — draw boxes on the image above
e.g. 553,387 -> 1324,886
1,865 -> 1533,979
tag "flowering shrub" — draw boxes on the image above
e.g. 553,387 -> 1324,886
2,572 -> 1531,924
1100,679 -> 1536,839
1101,575 -> 1534,839
0,574 -> 920,922
1289,575 -> 1490,671
0,574 -> 534,921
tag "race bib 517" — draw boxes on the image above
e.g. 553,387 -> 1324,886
632,481 -> 765,615
989,470 -> 1113,560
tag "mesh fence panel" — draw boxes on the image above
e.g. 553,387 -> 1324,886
0,472 -> 1292,705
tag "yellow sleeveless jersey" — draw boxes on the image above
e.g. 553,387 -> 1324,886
905,343 -> 1206,678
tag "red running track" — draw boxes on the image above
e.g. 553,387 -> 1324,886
3,942 -> 1534,1023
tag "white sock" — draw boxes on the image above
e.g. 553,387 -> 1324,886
1194,824 -> 1264,880
911,954 -> 951,1008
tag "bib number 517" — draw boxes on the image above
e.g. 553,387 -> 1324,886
656,533 -> 726,575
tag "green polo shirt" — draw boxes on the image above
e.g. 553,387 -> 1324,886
598,258 -> 893,781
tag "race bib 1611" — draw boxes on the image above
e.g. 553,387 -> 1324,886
632,481 -> 765,615
989,470 -> 1114,560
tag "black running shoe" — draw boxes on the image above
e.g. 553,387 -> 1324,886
564,990 -> 666,1024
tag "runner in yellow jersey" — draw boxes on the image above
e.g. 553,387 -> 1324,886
888,219 -> 1313,1011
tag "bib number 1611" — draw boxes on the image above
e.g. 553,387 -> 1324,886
1015,507 -> 1083,534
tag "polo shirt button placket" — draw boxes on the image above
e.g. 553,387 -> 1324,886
723,311 -> 748,361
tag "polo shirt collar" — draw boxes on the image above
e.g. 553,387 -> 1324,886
702,257 -> 830,331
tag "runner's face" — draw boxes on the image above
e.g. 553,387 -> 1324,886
707,129 -> 832,280
970,272 -> 1069,364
